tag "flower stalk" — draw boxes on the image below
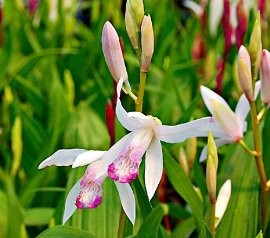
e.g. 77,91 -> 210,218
135,71 -> 147,112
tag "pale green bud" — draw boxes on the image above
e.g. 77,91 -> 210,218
126,0 -> 144,28
186,137 -> 197,170
206,132 -> 218,203
249,11 -> 262,78
179,147 -> 189,176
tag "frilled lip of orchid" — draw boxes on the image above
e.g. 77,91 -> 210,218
38,149 -> 136,225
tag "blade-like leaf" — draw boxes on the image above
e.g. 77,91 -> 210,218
216,139 -> 259,237
135,204 -> 169,238
23,208 -> 54,226
163,148 -> 204,226
37,225 -> 95,238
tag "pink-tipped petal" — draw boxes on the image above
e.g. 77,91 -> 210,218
116,78 -> 152,131
235,80 -> 261,122
72,150 -> 106,168
62,178 -> 82,224
115,182 -> 136,225
156,117 -> 225,143
200,86 -> 231,115
102,21 -> 128,83
145,138 -> 163,200
211,100 -> 243,141
38,149 -> 86,169
108,129 -> 153,183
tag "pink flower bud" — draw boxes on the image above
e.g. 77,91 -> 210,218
260,49 -> 270,105
141,15 -> 154,73
238,45 -> 253,101
102,21 -> 128,82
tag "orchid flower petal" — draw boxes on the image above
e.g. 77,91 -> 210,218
99,131 -> 137,171
211,100 -> 243,141
116,78 -> 152,131
38,149 -> 86,169
115,182 -> 136,225
215,179 -> 231,228
200,86 -> 231,115
156,117 -> 225,143
72,150 -> 106,168
145,138 -> 163,200
235,80 -> 261,121
199,139 -> 231,162
62,178 -> 82,224
108,129 -> 153,183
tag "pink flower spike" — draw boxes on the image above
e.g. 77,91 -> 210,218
102,21 -> 129,84
260,49 -> 270,106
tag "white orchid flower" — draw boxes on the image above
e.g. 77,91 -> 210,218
38,149 -> 136,224
199,81 -> 261,162
96,78 -> 220,201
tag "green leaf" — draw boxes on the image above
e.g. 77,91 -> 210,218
172,217 -> 196,238
163,148 -> 204,225
0,190 -> 8,238
216,140 -> 259,238
256,230 -> 263,238
262,110 -> 270,177
63,103 -> 109,149
23,208 -> 54,226
37,225 -> 95,238
135,204 -> 168,238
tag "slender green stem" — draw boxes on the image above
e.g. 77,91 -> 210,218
257,105 -> 267,122
238,139 -> 258,156
117,208 -> 126,238
209,201 -> 216,237
135,71 -> 147,112
250,101 -> 269,230
123,85 -> 138,102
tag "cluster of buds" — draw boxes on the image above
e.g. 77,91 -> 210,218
238,12 -> 270,107
125,0 -> 154,73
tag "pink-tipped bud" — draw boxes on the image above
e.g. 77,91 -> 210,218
238,45 -> 253,101
140,15 -> 154,73
28,0 -> 38,15
102,21 -> 128,82
260,49 -> 270,105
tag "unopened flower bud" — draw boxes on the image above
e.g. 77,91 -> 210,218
141,15 -> 154,72
206,132 -> 218,204
260,49 -> 270,106
238,45 -> 253,101
102,21 -> 128,83
179,147 -> 189,176
126,0 -> 144,28
249,12 -> 262,76
215,179 -> 231,228
186,137 -> 197,170
125,0 -> 144,50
